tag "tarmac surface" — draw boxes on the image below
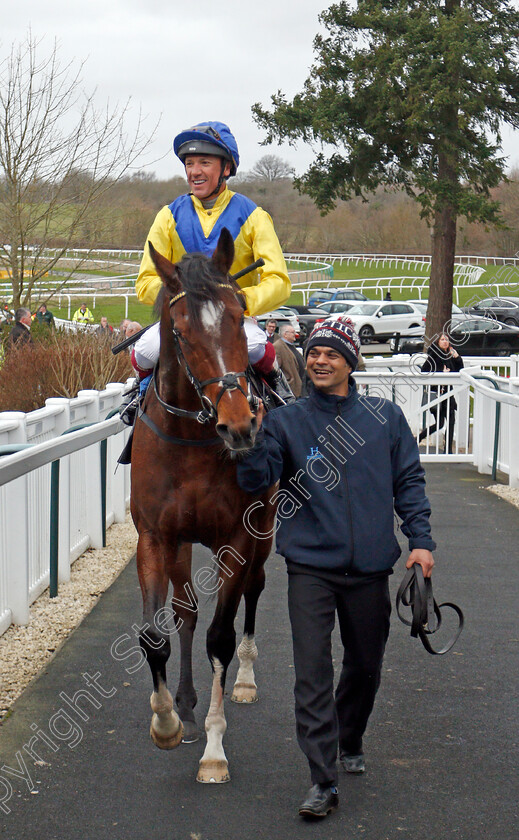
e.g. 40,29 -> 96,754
0,463 -> 518,840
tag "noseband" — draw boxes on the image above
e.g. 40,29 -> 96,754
154,286 -> 249,425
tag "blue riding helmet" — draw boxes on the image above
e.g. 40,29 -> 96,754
173,121 -> 239,176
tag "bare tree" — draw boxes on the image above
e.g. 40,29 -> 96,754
250,154 -> 294,182
0,34 -> 156,308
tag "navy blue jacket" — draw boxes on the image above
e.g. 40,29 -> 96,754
237,380 -> 435,574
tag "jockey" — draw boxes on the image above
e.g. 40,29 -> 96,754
127,120 -> 293,418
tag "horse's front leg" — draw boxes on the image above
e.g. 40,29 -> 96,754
137,531 -> 183,750
170,543 -> 199,743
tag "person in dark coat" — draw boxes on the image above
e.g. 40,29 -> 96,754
8,308 -> 34,350
418,332 -> 464,454
237,314 -> 435,819
35,304 -> 55,328
265,319 -> 278,343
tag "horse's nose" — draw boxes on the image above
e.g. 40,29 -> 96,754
216,416 -> 257,451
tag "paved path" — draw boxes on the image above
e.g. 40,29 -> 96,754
0,464 -> 518,840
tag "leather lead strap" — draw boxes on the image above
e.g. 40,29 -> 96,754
396,566 -> 464,655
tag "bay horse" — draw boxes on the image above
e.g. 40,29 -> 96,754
130,229 -> 276,784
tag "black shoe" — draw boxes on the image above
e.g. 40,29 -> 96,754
298,783 -> 338,818
340,752 -> 365,774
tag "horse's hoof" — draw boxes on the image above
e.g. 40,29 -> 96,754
181,719 -> 199,743
150,717 -> 184,750
231,682 -> 258,704
197,759 -> 230,784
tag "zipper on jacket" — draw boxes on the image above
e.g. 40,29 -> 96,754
337,402 -> 355,574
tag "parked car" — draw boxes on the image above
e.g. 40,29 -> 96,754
281,305 -> 324,342
307,288 -> 368,307
405,299 -> 464,317
393,317 -> 519,356
463,296 -> 519,327
344,302 -> 426,343
389,301 -> 467,350
255,308 -> 300,336
315,300 -> 356,316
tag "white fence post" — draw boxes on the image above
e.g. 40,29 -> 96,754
77,391 -> 104,550
45,398 -> 73,583
1,413 -> 30,624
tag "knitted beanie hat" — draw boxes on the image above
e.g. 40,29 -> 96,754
305,315 -> 361,371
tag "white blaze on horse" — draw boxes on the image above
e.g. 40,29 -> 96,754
130,229 -> 276,783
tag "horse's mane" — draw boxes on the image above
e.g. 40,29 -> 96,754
154,252 -> 244,327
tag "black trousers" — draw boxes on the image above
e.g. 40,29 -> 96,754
287,568 -> 391,786
419,391 -> 457,454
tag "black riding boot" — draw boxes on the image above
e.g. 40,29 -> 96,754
119,379 -> 141,427
265,366 -> 296,405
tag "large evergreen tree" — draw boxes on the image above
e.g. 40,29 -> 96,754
253,1 -> 519,340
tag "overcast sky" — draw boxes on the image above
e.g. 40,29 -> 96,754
2,0 -> 519,181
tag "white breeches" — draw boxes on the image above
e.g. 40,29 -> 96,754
133,317 -> 267,372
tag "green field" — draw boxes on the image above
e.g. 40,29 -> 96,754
287,258 -> 519,308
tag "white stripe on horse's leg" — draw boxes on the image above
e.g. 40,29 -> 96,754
231,634 -> 258,704
150,682 -> 183,750
197,658 -> 230,784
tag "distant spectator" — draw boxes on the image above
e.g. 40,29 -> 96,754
72,303 -> 94,324
35,303 -> 55,328
418,332 -> 464,454
1,303 -> 14,323
125,321 -> 143,339
8,308 -> 34,350
96,316 -> 114,339
384,291 -> 392,301
273,324 -> 304,398
119,318 -> 131,338
265,319 -> 278,343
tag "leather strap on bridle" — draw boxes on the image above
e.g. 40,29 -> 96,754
396,565 -> 464,655
137,406 -> 221,447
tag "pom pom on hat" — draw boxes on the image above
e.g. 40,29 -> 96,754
305,314 -> 361,371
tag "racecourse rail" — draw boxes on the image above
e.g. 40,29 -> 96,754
4,249 -> 518,316
1,360 -> 518,638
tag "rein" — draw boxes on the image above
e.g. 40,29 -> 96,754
396,565 -> 464,655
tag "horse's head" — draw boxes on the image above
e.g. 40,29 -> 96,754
149,229 -> 258,451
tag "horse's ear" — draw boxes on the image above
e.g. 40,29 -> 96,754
148,241 -> 182,297
212,228 -> 234,276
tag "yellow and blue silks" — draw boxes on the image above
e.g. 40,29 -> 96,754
135,188 -> 291,317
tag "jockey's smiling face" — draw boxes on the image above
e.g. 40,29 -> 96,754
184,154 -> 231,200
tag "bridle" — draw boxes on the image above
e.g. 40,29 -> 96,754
153,285 -> 249,426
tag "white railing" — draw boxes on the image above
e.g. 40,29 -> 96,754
0,384 -> 131,636
364,354 -> 519,378
355,362 -> 519,485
